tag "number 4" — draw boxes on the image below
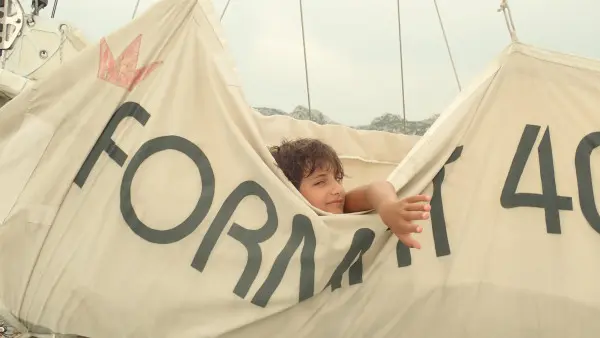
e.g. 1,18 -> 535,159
500,124 -> 573,234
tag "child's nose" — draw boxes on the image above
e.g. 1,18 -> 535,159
332,181 -> 344,195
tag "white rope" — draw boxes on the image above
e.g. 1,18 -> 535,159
299,0 -> 312,116
395,0 -> 407,132
433,0 -> 461,92
498,0 -> 518,42
220,0 -> 232,21
131,0 -> 142,20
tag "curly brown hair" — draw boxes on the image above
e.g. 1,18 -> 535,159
269,138 -> 345,189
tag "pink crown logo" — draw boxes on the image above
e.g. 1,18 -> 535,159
97,34 -> 162,91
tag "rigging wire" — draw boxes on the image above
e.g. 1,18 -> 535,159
433,0 -> 461,92
498,0 -> 518,42
51,0 -> 59,18
395,0 -> 406,132
220,0 -> 232,21
131,0 -> 142,19
299,0 -> 312,117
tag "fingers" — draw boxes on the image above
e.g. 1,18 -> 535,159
408,223 -> 423,233
391,222 -> 422,249
404,203 -> 431,212
398,222 -> 422,233
385,194 -> 430,250
403,194 -> 431,204
397,234 -> 421,250
402,211 -> 430,221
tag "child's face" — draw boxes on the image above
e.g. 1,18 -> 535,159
298,166 -> 345,214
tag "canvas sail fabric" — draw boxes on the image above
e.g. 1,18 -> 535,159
0,0 -> 599,337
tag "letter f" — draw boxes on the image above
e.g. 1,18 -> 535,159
74,102 -> 150,188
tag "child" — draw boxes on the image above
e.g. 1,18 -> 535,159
270,138 -> 431,249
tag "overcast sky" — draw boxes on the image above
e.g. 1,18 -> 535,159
42,0 -> 600,126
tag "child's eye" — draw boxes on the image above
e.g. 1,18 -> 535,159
314,181 -> 325,186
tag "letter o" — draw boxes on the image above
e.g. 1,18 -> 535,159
120,135 -> 215,244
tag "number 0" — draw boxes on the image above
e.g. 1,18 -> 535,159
575,132 -> 600,233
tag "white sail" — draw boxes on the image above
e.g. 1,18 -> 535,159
0,0 -> 599,337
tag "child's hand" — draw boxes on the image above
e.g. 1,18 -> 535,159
377,194 -> 431,249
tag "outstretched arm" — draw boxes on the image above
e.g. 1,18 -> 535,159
344,180 -> 397,213
344,180 -> 431,249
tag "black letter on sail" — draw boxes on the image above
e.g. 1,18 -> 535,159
120,135 -> 215,244
191,180 -> 278,300
252,214 -> 316,307
75,102 -> 150,188
326,228 -> 375,291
